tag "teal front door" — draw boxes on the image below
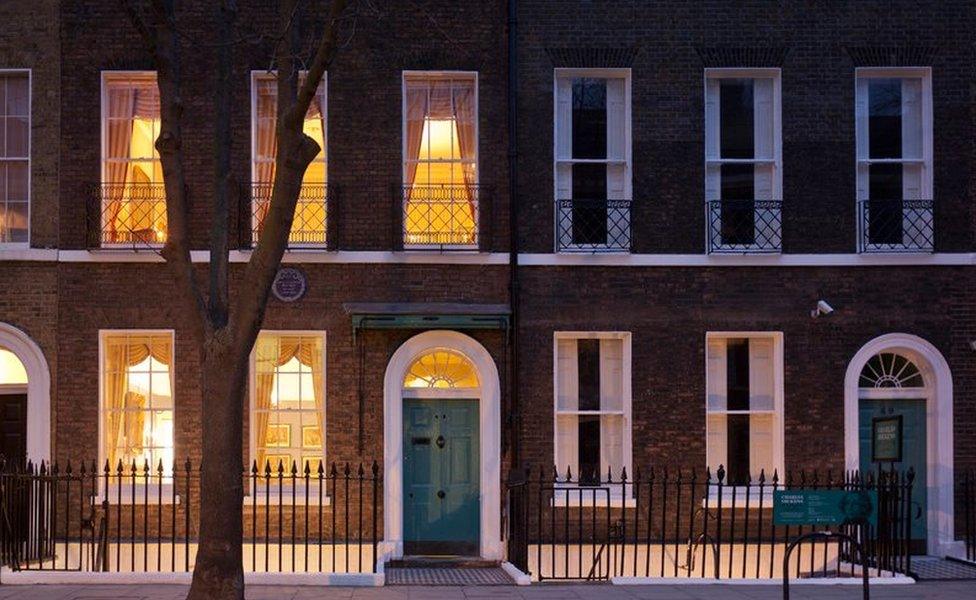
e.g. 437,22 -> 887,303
858,398 -> 927,552
403,398 -> 480,555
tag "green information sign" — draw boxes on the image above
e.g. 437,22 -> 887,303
773,490 -> 877,527
872,415 -> 903,463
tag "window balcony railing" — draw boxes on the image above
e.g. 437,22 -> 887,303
706,199 -> 783,254
858,199 -> 934,253
397,184 -> 484,251
87,183 -> 168,250
246,183 -> 332,250
555,198 -> 632,253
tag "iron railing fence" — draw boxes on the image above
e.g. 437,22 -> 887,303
87,183 -> 168,250
396,184 -> 487,251
506,465 -> 916,582
858,199 -> 934,253
707,200 -> 782,254
244,183 -> 333,249
555,198 -> 632,253
0,459 -> 381,574
964,469 -> 976,563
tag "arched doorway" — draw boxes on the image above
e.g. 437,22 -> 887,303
844,333 -> 956,557
382,331 -> 501,560
0,322 -> 51,464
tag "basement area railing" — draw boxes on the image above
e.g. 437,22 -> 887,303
0,459 -> 381,574
506,465 -> 917,582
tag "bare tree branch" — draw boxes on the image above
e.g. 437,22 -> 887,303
230,0 -> 348,348
210,0 -> 237,329
148,0 -> 209,344
119,0 -> 156,49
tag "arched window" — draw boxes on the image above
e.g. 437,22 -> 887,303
858,352 -> 924,389
403,349 -> 479,389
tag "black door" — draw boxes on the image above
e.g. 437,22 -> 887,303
0,394 -> 26,464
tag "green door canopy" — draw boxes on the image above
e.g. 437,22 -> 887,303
345,302 -> 510,340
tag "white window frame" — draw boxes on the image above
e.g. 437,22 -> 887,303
97,329 -> 177,503
99,70 -> 163,250
854,67 -> 934,252
704,332 -> 785,495
552,331 -> 632,499
249,70 -> 328,249
400,70 -> 480,251
703,68 -> 783,253
247,330 -> 328,502
0,69 -> 31,247
553,68 -> 632,253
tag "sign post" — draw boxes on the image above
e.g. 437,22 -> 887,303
774,489 -> 876,600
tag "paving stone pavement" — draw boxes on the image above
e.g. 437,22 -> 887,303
0,583 -> 973,600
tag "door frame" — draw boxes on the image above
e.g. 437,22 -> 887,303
844,333 -> 955,557
382,331 -> 501,560
0,322 -> 51,463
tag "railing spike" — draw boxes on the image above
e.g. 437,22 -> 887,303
758,468 -> 766,484
771,469 -> 779,485
358,463 -> 365,477
716,464 -> 725,483
330,462 -> 338,477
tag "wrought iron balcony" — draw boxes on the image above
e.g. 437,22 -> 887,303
398,184 -> 482,250
707,199 -> 782,254
247,183 -> 331,249
555,198 -> 632,253
87,183 -> 168,249
858,199 -> 934,253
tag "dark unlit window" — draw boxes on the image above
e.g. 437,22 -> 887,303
555,336 -> 628,482
706,336 -> 778,484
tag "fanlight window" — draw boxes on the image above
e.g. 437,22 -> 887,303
859,352 -> 924,389
403,350 -> 478,389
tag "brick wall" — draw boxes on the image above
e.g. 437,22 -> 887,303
0,0 -> 60,248
516,265 -> 976,476
58,0 -> 510,251
516,0 -> 976,253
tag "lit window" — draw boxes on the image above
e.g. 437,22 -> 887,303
101,72 -> 166,245
251,332 -> 325,473
0,347 -> 27,384
554,69 -> 631,252
402,73 -> 478,247
855,68 -> 933,251
403,350 -> 478,389
251,73 -> 327,247
554,333 -> 631,483
704,69 -> 782,252
101,332 -> 174,474
0,72 -> 29,244
706,334 -> 783,485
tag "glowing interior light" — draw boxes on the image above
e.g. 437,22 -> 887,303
0,348 -> 27,384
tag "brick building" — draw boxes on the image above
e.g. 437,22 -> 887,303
0,0 -> 973,570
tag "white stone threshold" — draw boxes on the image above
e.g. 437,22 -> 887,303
501,561 -> 531,586
0,568 -> 384,587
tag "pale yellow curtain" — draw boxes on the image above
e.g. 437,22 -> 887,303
254,336 -> 300,470
105,87 -> 136,242
103,335 -> 171,468
253,335 -> 324,471
453,80 -> 477,220
298,339 -> 325,462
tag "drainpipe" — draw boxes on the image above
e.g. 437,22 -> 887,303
506,0 -> 521,472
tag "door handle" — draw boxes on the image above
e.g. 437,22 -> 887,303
435,435 -> 445,448
437,490 -> 445,499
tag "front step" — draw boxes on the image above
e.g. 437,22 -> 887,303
387,557 -> 501,569
385,557 -> 512,585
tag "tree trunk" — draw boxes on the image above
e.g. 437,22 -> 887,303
187,341 -> 247,600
